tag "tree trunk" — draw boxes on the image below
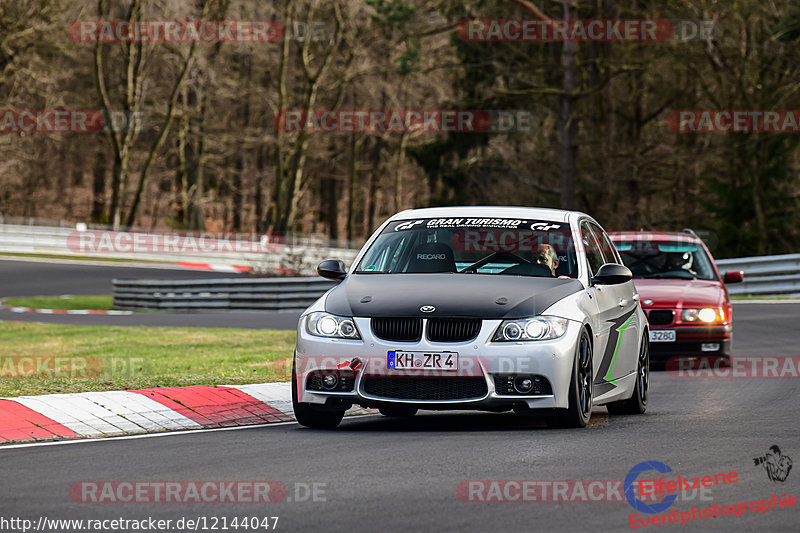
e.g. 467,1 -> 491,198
365,136 -> 381,235
255,152 -> 265,233
559,0 -> 577,210
233,155 -> 244,231
90,150 -> 107,223
346,130 -> 358,242
625,70 -> 643,228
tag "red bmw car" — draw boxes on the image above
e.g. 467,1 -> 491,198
609,230 -> 743,364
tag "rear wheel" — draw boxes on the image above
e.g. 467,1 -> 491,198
378,405 -> 418,418
607,333 -> 649,415
292,357 -> 346,429
547,329 -> 593,428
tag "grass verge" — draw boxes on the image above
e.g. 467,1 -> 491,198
0,322 -> 295,397
3,295 -> 114,311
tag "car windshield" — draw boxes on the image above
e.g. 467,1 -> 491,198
356,217 -> 578,278
614,240 -> 717,281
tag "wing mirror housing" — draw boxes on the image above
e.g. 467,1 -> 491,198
591,263 -> 633,286
723,270 -> 744,284
317,259 -> 347,280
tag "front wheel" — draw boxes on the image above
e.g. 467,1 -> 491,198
547,329 -> 593,428
292,358 -> 346,429
607,333 -> 649,415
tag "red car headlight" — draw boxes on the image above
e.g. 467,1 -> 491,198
681,307 -> 725,323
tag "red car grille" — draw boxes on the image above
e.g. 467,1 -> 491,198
648,310 -> 674,326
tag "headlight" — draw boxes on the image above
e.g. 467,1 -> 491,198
305,312 -> 361,339
681,308 -> 725,323
492,316 -> 569,342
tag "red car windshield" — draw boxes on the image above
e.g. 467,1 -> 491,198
614,240 -> 717,281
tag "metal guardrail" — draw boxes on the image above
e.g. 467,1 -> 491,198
0,216 -> 365,249
0,223 -> 359,276
716,254 -> 800,297
112,277 -> 339,312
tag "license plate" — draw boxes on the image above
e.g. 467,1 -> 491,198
387,351 -> 458,371
649,330 -> 676,343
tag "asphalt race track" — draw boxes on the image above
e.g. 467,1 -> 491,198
1,260 -> 799,532
0,259 -> 301,329
0,258 -> 229,297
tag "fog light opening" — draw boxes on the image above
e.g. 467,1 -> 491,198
514,376 -> 534,394
701,343 -> 720,352
321,373 -> 339,390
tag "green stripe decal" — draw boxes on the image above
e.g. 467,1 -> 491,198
604,314 -> 636,383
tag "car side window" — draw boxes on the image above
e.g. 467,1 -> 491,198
589,223 -> 620,264
581,222 -> 606,275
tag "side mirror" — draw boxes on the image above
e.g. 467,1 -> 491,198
317,259 -> 347,280
723,270 -> 744,284
591,263 -> 633,286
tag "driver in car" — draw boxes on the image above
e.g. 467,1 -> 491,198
664,252 -> 697,276
534,243 -> 560,276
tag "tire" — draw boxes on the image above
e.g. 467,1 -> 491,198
292,357 -> 346,429
607,333 -> 649,415
547,329 -> 593,428
378,405 -> 418,418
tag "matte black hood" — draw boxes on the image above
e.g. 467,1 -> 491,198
325,274 -> 584,319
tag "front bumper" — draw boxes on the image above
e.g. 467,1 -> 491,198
295,317 -> 582,411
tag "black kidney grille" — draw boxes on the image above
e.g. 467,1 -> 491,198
427,318 -> 482,342
648,310 -> 674,326
363,377 -> 488,401
371,317 -> 422,342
